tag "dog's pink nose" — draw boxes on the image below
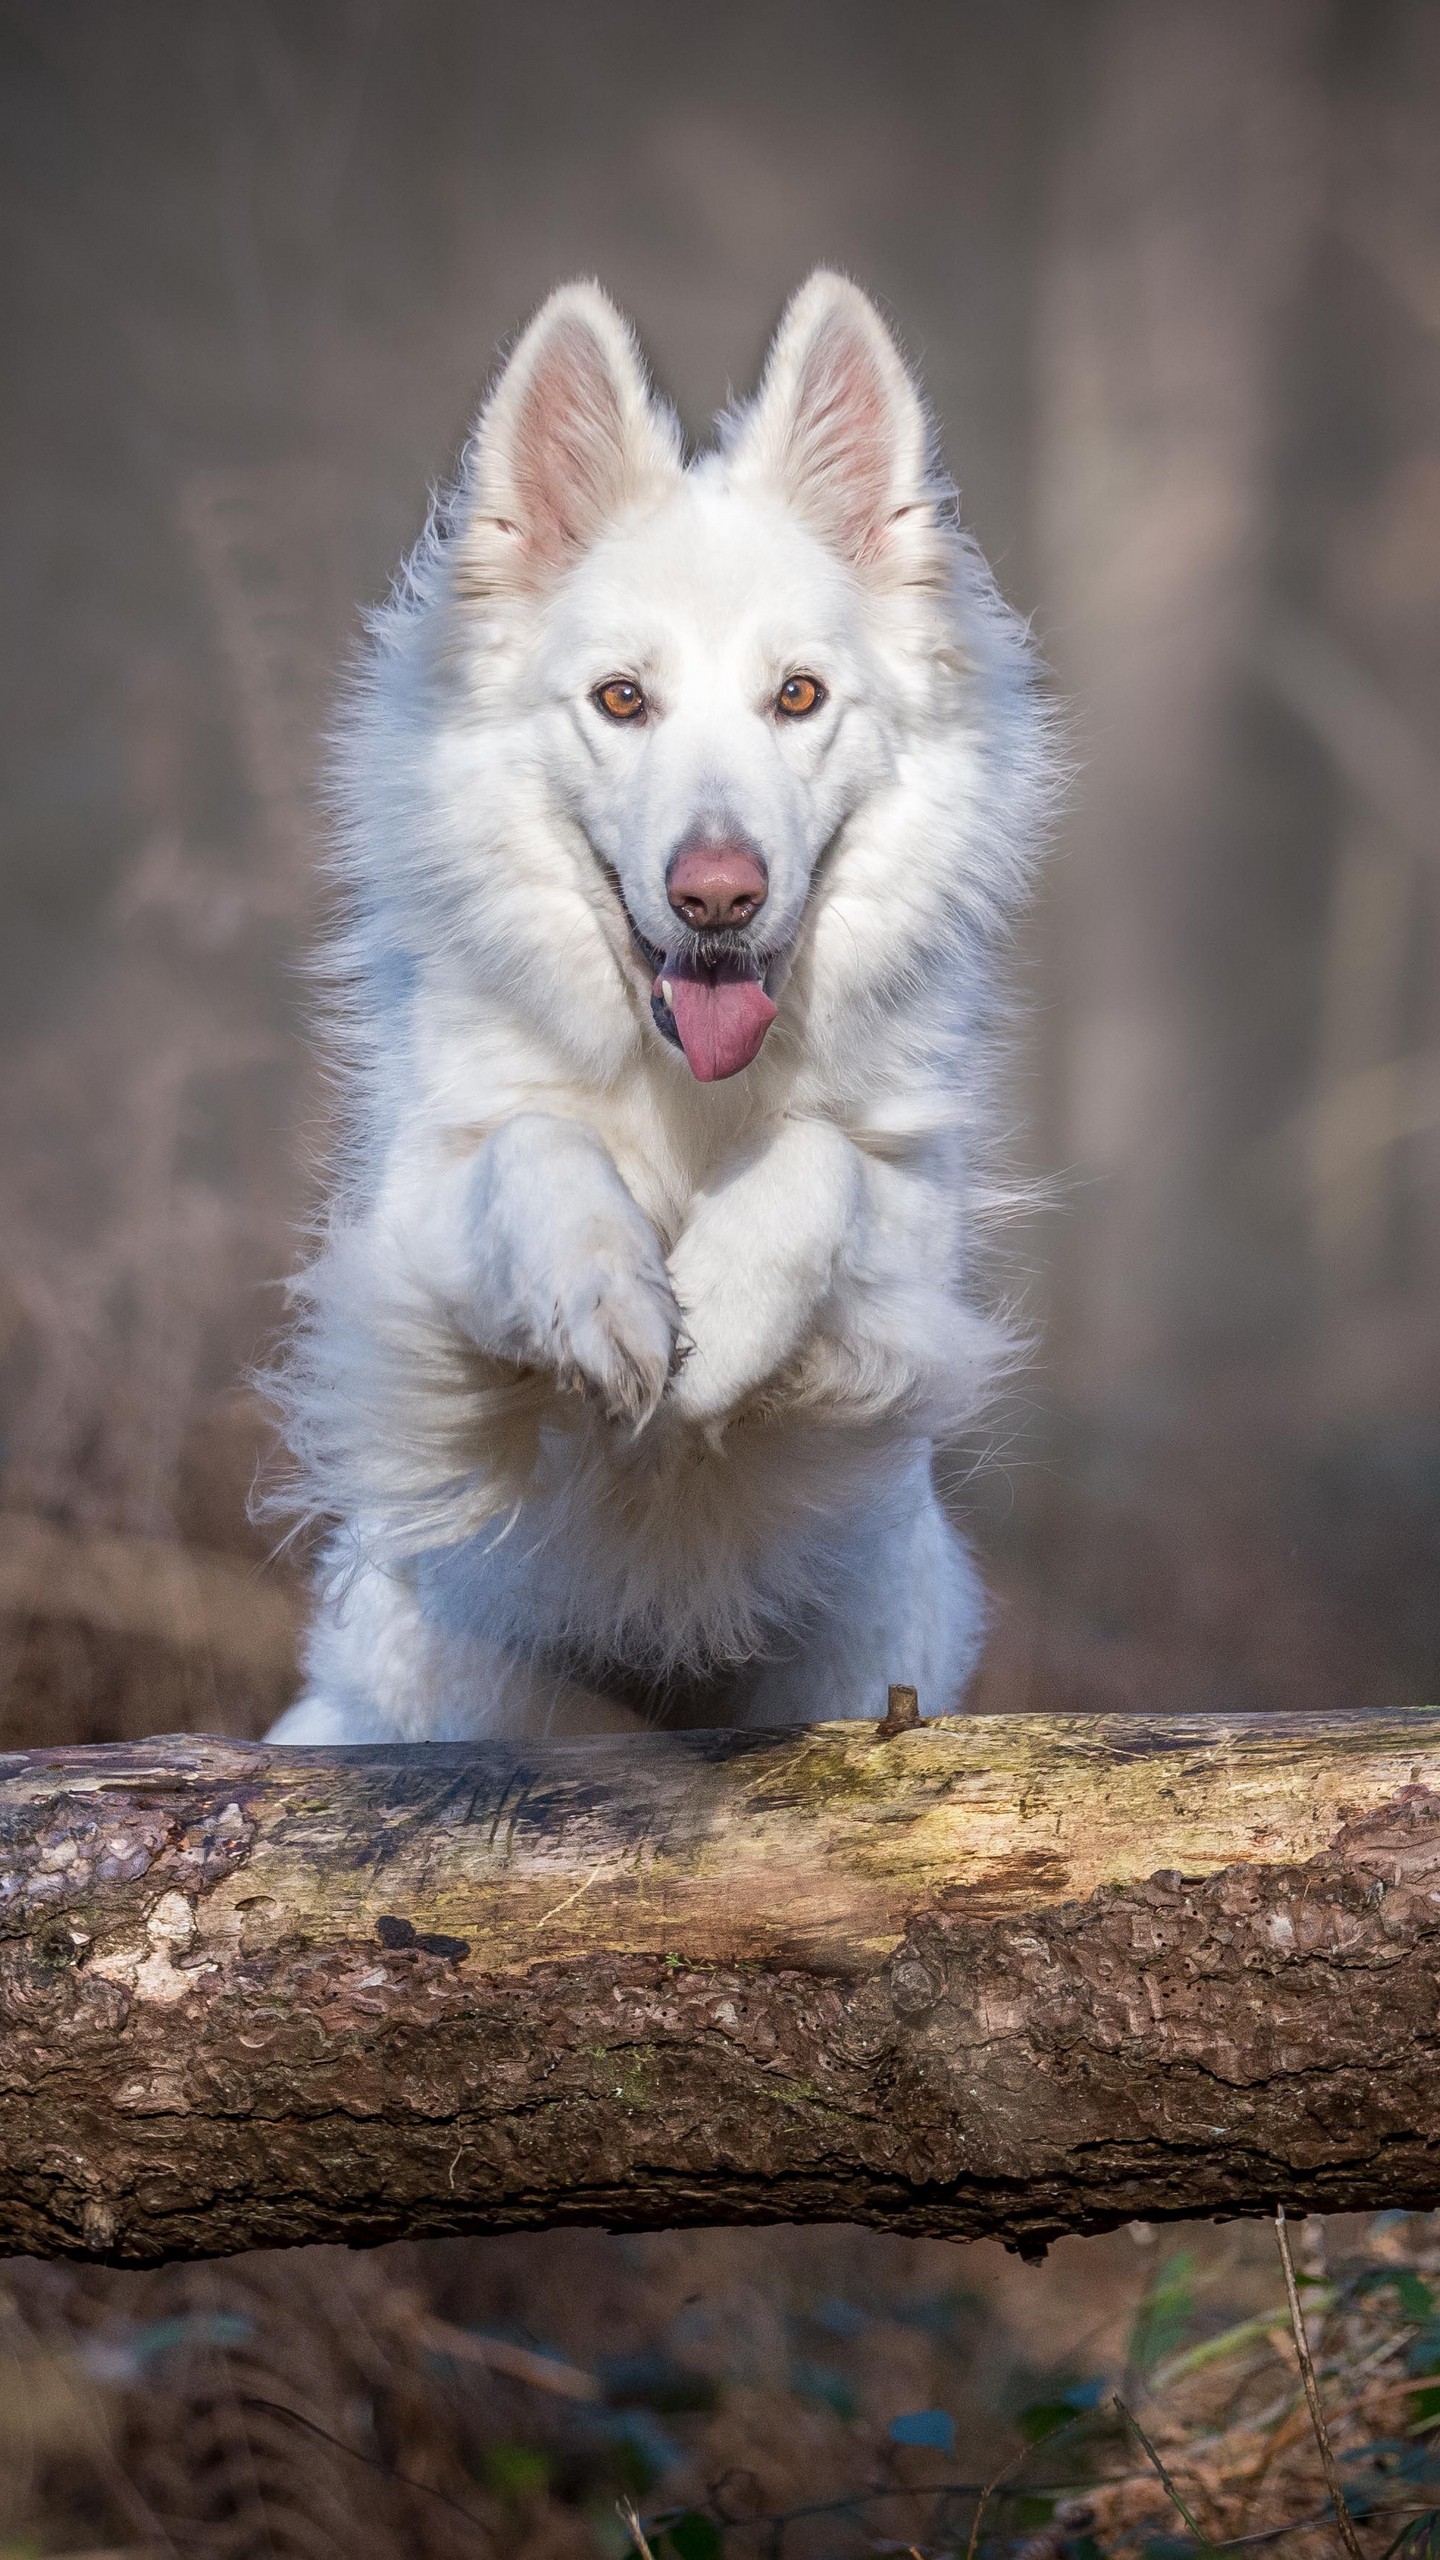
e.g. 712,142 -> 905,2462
666,843 -> 768,932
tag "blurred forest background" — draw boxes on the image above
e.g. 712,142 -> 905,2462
3,0 -> 1439,1744
1,1 -> 1439,2552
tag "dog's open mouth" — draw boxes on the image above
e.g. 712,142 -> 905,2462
630,925 -> 778,1083
652,954 -> 777,1082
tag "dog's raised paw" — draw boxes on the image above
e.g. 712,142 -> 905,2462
549,1257 -> 680,1428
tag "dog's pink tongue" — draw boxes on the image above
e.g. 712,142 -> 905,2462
667,973 -> 777,1082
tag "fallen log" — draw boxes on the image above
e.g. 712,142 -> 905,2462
4,1703 -> 1440,2265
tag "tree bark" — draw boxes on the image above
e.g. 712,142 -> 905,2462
5,1709 -> 1440,2266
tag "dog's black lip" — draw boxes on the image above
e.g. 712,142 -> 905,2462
621,913 -> 685,1048
650,985 -> 684,1049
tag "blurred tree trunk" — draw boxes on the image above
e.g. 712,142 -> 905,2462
1033,0 -> 1328,1402
1266,6 -> 1440,1408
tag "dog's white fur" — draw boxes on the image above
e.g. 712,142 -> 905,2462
266,272 -> 1052,1743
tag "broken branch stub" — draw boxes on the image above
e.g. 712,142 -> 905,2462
4,1707 -> 1440,2264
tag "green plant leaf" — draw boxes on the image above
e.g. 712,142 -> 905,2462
481,2440 -> 551,2499
1128,2251 -> 1199,2375
660,2516 -> 723,2560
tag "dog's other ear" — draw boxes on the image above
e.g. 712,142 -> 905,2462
458,282 -> 681,597
726,272 -> 948,587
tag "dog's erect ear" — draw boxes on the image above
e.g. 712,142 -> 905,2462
726,272 -> 947,586
457,282 -> 681,597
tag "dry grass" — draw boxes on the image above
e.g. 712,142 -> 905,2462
5,2212 -> 1440,2559
1062,2213 -> 1440,2560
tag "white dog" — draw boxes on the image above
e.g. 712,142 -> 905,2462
266,271 -> 1052,1743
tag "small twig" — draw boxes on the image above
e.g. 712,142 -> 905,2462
962,2405 -> 1096,2560
876,1681 -> 922,1739
619,2500 -> 657,2560
412,2311 -> 600,2400
1114,2395 -> 1212,2546
1274,2206 -> 1366,2560
236,2398 -> 491,2541
965,2438 -> 1033,2560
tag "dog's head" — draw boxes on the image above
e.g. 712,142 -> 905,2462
437,273 -> 964,1084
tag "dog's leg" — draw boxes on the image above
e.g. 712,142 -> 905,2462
667,1119 -> 864,1424
270,1545 -> 648,1742
742,1445 -> 985,1725
409,1113 -> 681,1427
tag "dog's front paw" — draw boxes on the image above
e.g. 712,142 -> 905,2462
665,1237 -> 772,1427
664,1330 -> 730,1426
549,1248 -> 682,1428
663,1287 -> 773,1427
667,1219 -> 830,1428
462,1124 -> 683,1429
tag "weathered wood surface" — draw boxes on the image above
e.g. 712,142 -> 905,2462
4,1708 -> 1440,2265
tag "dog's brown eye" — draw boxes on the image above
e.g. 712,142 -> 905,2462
594,678 -> 645,722
777,673 -> 824,718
